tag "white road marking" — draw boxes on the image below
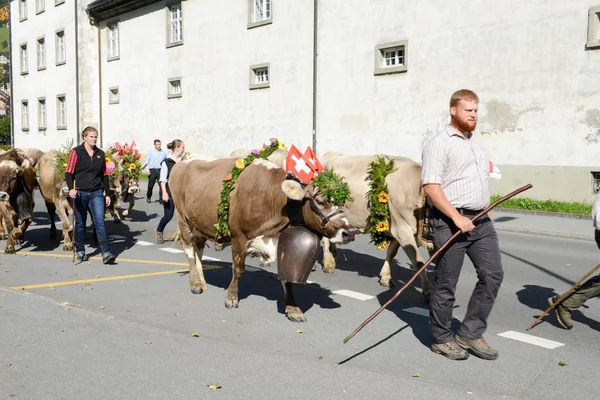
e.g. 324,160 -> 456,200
159,248 -> 185,254
202,256 -> 221,262
135,240 -> 154,246
332,290 -> 374,301
497,330 -> 565,349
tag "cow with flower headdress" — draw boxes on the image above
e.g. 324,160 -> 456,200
167,139 -> 356,322
103,141 -> 142,222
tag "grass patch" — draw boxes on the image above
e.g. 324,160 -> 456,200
491,195 -> 592,216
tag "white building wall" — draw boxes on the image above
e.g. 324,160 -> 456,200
100,0 -> 314,156
10,0 -> 79,151
317,0 -> 600,201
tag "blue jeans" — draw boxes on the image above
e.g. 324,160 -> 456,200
75,189 -> 109,254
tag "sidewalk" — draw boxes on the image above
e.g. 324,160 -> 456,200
491,209 -> 594,241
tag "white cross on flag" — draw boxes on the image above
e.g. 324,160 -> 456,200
489,160 -> 502,180
303,146 -> 324,173
286,145 -> 316,184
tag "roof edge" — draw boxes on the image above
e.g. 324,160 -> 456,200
87,0 -> 163,22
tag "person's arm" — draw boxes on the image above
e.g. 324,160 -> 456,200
65,150 -> 78,199
421,139 -> 474,233
159,162 -> 169,201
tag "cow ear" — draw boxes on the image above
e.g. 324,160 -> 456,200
281,179 -> 306,201
18,158 -> 31,174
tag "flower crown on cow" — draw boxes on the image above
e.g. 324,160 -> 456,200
109,141 -> 143,181
285,145 -> 353,207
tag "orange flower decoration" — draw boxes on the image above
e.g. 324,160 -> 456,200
224,174 -> 233,181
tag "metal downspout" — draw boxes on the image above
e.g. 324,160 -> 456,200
75,0 -> 80,142
312,0 -> 318,154
8,6 -> 14,148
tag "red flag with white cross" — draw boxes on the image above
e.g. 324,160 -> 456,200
286,145 -> 316,184
303,146 -> 324,173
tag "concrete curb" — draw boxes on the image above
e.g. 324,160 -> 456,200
495,207 -> 591,220
495,226 -> 594,242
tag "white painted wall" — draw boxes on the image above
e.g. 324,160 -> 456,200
10,0 -> 79,151
317,0 -> 600,168
100,0 -> 314,156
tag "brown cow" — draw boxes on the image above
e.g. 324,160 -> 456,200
37,150 -> 75,251
0,150 -> 36,253
169,157 -> 355,322
319,152 -> 435,300
104,154 -> 140,222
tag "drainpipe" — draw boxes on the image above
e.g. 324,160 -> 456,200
311,0 -> 318,154
88,14 -> 103,148
8,6 -> 14,148
75,0 -> 80,142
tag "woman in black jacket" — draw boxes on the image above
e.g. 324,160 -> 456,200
156,139 -> 185,244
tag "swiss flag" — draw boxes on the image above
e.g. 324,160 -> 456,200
303,146 -> 324,173
286,145 -> 316,184
489,160 -> 502,180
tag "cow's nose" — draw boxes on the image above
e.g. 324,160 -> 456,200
0,192 -> 9,202
341,229 -> 355,243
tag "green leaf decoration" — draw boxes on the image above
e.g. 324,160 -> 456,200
366,156 -> 396,250
313,168 -> 353,207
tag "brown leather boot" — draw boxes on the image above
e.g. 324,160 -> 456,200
156,230 -> 164,244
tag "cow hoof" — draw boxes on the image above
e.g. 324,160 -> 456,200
0,234 -> 5,240
322,264 -> 336,274
63,244 -> 73,251
190,287 -> 204,295
214,243 -> 224,252
378,277 -> 394,288
224,296 -> 239,309
285,307 -> 306,322
122,210 -> 129,217
4,248 -> 15,254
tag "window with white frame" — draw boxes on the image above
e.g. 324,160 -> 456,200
248,0 -> 272,28
57,95 -> 66,129
249,63 -> 270,90
588,6 -> 600,49
38,98 -> 46,130
37,37 -> 46,70
168,78 -> 182,98
56,30 -> 66,65
21,101 -> 29,130
19,0 -> 28,20
20,44 -> 28,74
109,87 -> 119,104
167,4 -> 183,45
374,40 -> 408,76
107,24 -> 119,59
36,0 -> 45,13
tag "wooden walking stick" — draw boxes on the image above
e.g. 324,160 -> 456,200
343,183 -> 533,344
526,263 -> 600,331
71,180 -> 76,263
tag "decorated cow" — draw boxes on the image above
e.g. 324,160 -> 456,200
104,142 -> 142,222
168,139 -> 356,322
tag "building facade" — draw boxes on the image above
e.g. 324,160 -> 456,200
10,0 -> 600,202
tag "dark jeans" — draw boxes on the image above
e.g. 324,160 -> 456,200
429,209 -> 504,344
75,189 -> 109,254
147,169 -> 162,200
157,196 -> 175,233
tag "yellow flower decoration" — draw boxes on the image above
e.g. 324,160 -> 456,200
378,191 -> 389,203
105,157 -> 110,163
258,147 -> 265,152
235,159 -> 245,169
278,140 -> 286,150
377,242 -> 388,251
375,221 -> 388,232
129,163 -> 137,169
63,163 -> 67,167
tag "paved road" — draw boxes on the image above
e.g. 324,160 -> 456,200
1,184 -> 599,399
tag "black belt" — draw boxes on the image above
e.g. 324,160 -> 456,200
430,207 -> 484,217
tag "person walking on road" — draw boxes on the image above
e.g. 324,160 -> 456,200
155,139 -> 185,244
144,139 -> 166,203
421,89 -> 503,361
548,190 -> 600,329
65,126 -> 116,264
